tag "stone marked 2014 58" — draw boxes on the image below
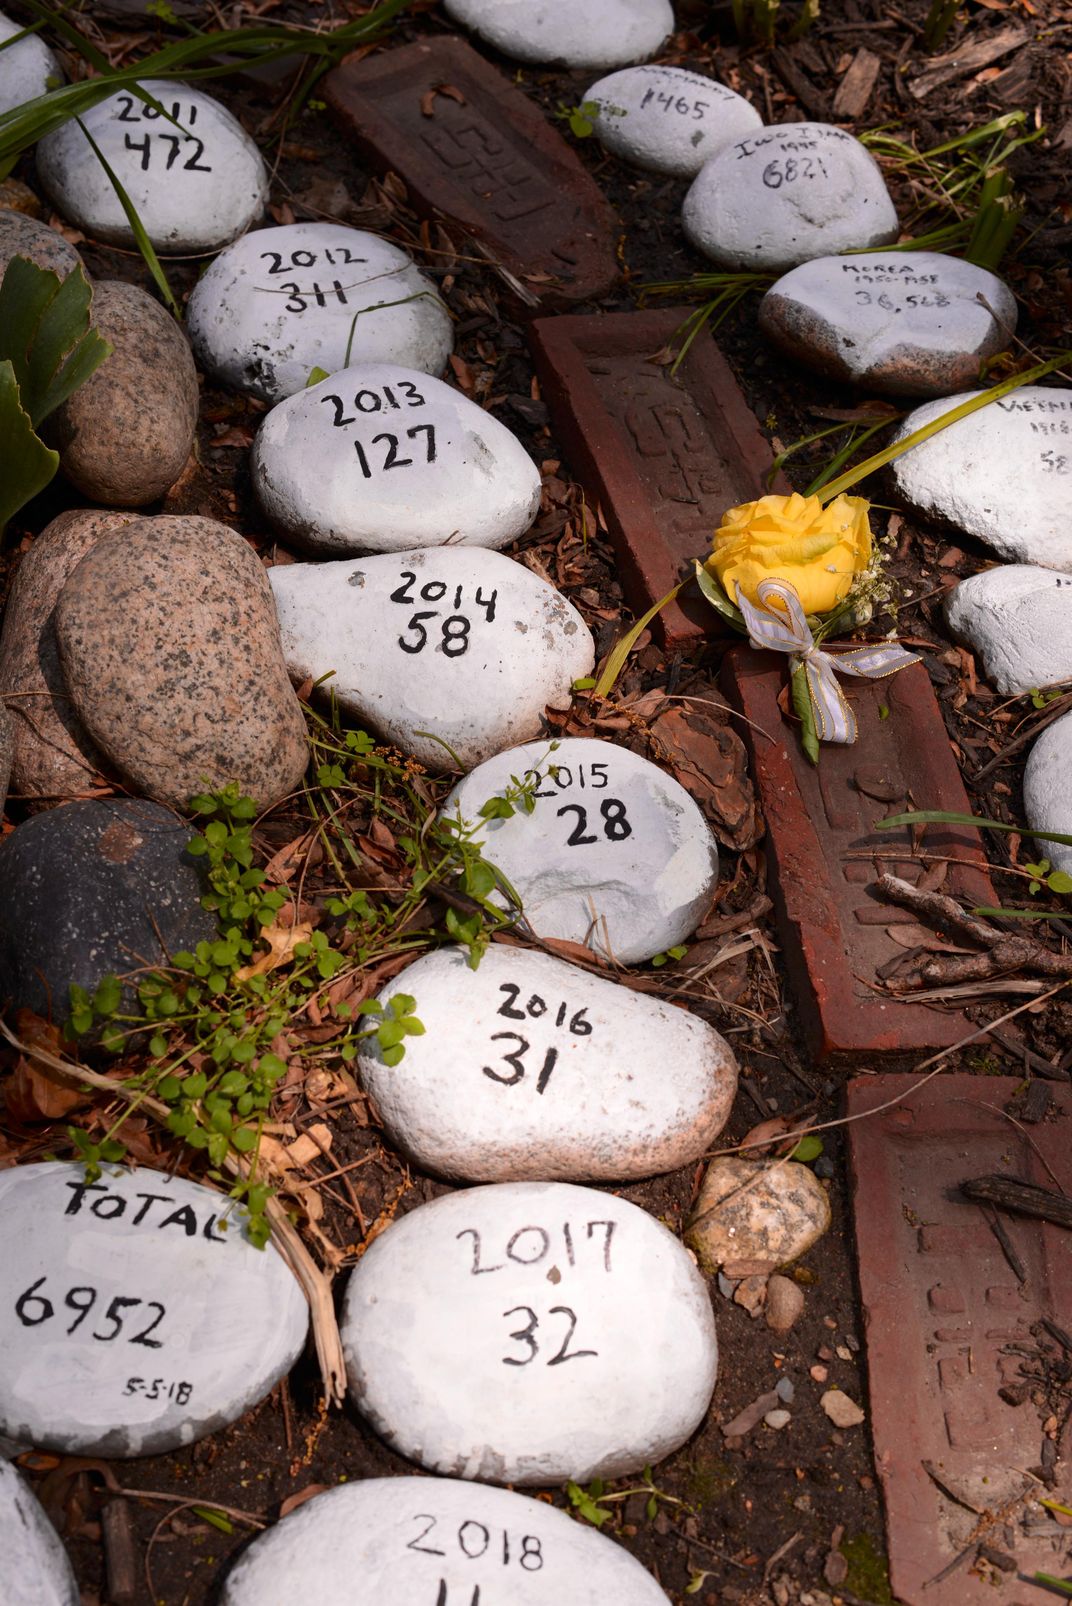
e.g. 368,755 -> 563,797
0,1164 -> 308,1458
340,1181 -> 718,1486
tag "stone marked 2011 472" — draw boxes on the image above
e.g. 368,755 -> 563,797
358,944 -> 739,1182
219,1477 -> 672,1604
269,546 -> 594,772
445,737 -> 720,965
583,64 -> 762,177
340,1181 -> 718,1485
1,1459 -> 79,1606
889,385 -> 1072,570
36,81 -> 268,253
759,251 -> 1017,397
252,363 -> 542,555
0,1164 -> 308,1457
683,122 -> 899,272
187,223 -> 454,404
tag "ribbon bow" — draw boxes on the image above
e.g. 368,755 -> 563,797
736,578 -> 920,745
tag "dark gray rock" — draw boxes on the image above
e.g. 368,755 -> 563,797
0,702 -> 10,816
0,799 -> 216,1023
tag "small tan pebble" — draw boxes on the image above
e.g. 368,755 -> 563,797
810,1364 -> 829,1383
765,1273 -> 806,1333
820,1389 -> 866,1428
687,1155 -> 831,1271
836,1344 -> 852,1360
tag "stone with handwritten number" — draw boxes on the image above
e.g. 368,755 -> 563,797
269,547 -> 593,771
36,80 -> 267,253
444,738 -> 719,965
584,65 -> 762,178
683,122 -> 898,272
0,1163 -> 308,1457
890,386 -> 1072,569
0,11 -> 61,117
1023,710 -> 1072,878
360,945 -> 738,1181
0,209 -> 81,280
220,1476 -> 670,1604
252,363 -> 542,555
187,223 -> 454,403
759,252 -> 1016,397
442,0 -> 673,69
341,1181 -> 718,1484
945,565 -> 1072,696
1,1459 -> 79,1606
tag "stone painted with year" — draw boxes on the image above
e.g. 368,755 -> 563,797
0,12 -> 61,117
269,548 -> 593,771
759,252 -> 1016,397
1,1460 -> 79,1606
220,1477 -> 670,1604
36,81 -> 267,253
945,565 -> 1072,695
442,0 -> 673,69
1023,711 -> 1072,878
253,364 -> 541,555
584,65 -> 762,178
889,386 -> 1072,570
187,224 -> 453,404
341,1181 -> 717,1484
360,945 -> 738,1181
0,1163 -> 308,1456
444,738 -> 719,965
682,123 -> 898,272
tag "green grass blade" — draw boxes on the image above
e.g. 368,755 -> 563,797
972,908 -> 1072,921
593,582 -> 684,699
74,118 -> 180,318
0,359 -> 59,532
876,809 -> 1072,848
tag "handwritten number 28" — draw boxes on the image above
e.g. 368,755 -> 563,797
557,798 -> 632,846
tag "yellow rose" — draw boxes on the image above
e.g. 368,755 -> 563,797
707,492 -> 872,617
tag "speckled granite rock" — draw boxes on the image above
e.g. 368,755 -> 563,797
0,509 -> 131,801
0,209 -> 81,280
54,516 -> 309,809
687,1157 -> 831,1271
0,799 -> 216,1020
47,281 -> 198,506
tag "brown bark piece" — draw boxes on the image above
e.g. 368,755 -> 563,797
832,48 -> 882,119
909,26 -> 1029,100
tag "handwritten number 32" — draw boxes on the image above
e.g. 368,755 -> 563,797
500,1304 -> 597,1367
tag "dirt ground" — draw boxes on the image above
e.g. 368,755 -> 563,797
3,1 -> 1072,1602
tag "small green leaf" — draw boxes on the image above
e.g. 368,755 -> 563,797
0,357 -> 58,530
192,1506 -> 234,1534
572,676 -> 597,690
306,365 -> 330,386
1047,871 -> 1072,895
791,1134 -> 823,1163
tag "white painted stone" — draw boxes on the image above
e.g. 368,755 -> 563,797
36,80 -> 267,253
270,547 -> 592,771
187,223 -> 453,404
0,12 -> 61,116
340,1181 -> 718,1484
445,738 -> 719,965
584,66 -> 762,178
253,364 -> 542,556
0,1163 -> 308,1457
360,945 -> 738,1181
442,0 -> 674,70
759,251 -> 1017,398
945,566 -> 1072,695
220,1476 -> 670,1604
890,387 -> 1072,570
682,122 -> 898,272
1023,710 -> 1072,878
1,1460 -> 78,1606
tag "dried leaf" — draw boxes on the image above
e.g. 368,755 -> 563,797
233,921 -> 314,981
279,1484 -> 330,1519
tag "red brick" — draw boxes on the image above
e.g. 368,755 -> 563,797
324,38 -> 619,309
848,1074 -> 1072,1604
530,308 -> 785,650
721,647 -> 994,1062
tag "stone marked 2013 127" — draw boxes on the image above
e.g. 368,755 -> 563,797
358,944 -> 739,1182
0,1164 -> 308,1457
340,1181 -> 718,1485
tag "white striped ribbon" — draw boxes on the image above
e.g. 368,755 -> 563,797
736,578 -> 920,745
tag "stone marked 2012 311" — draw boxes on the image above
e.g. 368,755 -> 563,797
252,363 -> 542,555
583,64 -> 762,177
340,1180 -> 718,1485
219,1476 -> 671,1604
759,251 -> 1017,397
187,223 -> 453,404
445,737 -> 720,965
683,122 -> 899,272
269,546 -> 593,771
358,945 -> 739,1182
0,1164 -> 308,1457
889,386 -> 1072,570
36,81 -> 268,253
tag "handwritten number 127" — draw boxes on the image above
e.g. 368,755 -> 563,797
354,424 -> 436,478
